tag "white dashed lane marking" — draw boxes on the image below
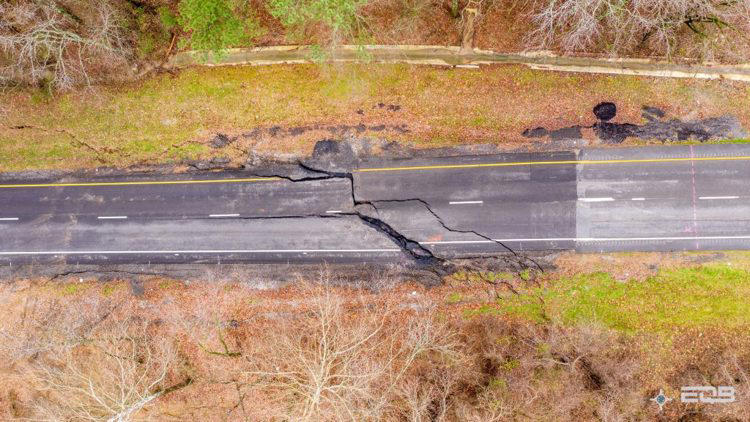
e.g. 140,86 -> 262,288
0,217 -> 19,221
449,201 -> 483,205
699,196 -> 739,200
209,214 -> 240,218
97,216 -> 127,220
578,197 -> 614,202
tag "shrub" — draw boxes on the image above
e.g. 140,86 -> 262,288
158,6 -> 179,31
177,0 -> 263,56
268,0 -> 370,49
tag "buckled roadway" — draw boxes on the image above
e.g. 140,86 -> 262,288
1,144 -> 748,265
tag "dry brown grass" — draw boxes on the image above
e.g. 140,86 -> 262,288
553,250 -> 750,280
0,264 -> 748,421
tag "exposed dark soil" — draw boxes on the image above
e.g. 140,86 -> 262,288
241,123 -> 410,142
523,102 -> 747,144
522,126 -> 583,141
593,102 -> 617,121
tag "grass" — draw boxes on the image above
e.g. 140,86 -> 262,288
158,279 -> 183,290
2,63 -> 750,172
59,282 -> 91,296
715,138 -> 750,144
445,292 -> 463,304
487,265 -> 750,334
101,283 -> 123,296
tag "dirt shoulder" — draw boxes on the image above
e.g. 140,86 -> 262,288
2,63 -> 749,173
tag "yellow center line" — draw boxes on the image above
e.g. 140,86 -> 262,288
0,177 -> 280,189
0,155 -> 748,188
354,155 -> 750,173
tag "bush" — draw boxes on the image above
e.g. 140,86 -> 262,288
177,0 -> 263,56
158,6 -> 179,31
268,0 -> 370,49
133,5 -> 175,60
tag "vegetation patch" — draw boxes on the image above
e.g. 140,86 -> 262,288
496,265 -> 750,333
3,63 -> 749,172
0,272 -> 747,420
2,0 -> 748,92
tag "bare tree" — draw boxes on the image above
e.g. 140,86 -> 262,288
28,317 -> 177,422
240,281 -> 460,421
0,294 -> 120,362
0,287 -> 179,422
526,0 -> 750,60
0,1 -> 131,90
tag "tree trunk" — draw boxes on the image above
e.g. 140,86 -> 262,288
460,8 -> 478,54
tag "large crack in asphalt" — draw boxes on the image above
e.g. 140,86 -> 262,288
252,162 -> 443,269
351,196 -> 544,272
7,160 -> 541,282
251,161 -> 541,273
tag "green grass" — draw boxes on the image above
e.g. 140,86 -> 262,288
158,279 -> 182,289
101,284 -> 123,296
469,115 -> 491,128
513,68 -> 571,91
478,265 -> 750,334
59,283 -> 91,296
714,138 -> 750,144
445,292 -> 463,304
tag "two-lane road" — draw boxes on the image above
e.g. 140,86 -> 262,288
1,145 -> 749,264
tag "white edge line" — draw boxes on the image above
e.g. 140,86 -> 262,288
578,197 -> 614,202
97,216 -> 127,220
5,236 -> 750,255
448,201 -> 484,205
209,214 -> 241,218
581,235 -> 750,241
420,235 -> 750,245
0,217 -> 19,221
0,249 -> 402,255
698,196 -> 739,200
421,239 -> 572,245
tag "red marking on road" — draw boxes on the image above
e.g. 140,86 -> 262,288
689,145 -> 699,249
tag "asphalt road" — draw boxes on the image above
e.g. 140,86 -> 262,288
1,144 -> 749,264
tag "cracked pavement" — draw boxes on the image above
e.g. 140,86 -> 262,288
3,143 -> 750,270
